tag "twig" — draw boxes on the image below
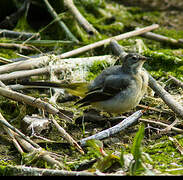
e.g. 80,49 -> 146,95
43,0 -> 79,43
64,0 -> 98,35
0,28 -> 40,40
0,113 -> 24,154
79,110 -> 143,147
0,112 -> 40,148
0,24 -> 159,74
0,87 -> 72,122
141,31 -> 183,47
19,39 -> 73,47
51,116 -> 84,154
0,84 -> 84,153
0,56 -> 13,64
139,118 -> 183,133
169,137 -> 183,155
15,135 -> 63,168
0,42 -> 35,51
137,104 -> 173,115
168,75 -> 183,89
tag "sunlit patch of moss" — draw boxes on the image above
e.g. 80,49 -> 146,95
0,48 -> 19,60
144,136 -> 183,174
86,60 -> 111,81
143,49 -> 183,78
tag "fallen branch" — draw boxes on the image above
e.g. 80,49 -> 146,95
0,24 -> 159,74
57,24 -> 159,59
79,110 -> 143,146
169,137 -> 183,155
148,75 -> 183,118
0,87 -> 72,122
1,165 -> 120,176
0,42 -> 35,51
43,0 -> 78,43
0,113 -> 39,148
64,0 -> 98,35
141,31 -> 183,48
0,55 -> 114,82
0,113 -> 24,154
15,135 -> 63,168
0,28 -> 40,40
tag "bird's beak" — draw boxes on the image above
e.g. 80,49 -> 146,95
140,55 -> 150,61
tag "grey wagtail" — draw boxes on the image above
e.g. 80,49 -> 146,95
19,53 -> 149,113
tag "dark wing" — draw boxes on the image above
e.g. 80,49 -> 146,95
75,73 -> 131,107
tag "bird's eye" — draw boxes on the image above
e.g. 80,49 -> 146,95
131,56 -> 137,61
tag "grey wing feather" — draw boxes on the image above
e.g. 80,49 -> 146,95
75,72 -> 131,106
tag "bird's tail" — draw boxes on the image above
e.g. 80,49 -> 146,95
19,81 -> 89,97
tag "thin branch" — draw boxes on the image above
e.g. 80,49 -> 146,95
139,118 -> 183,133
57,24 -> 159,59
43,0 -> 79,43
79,110 -> 143,147
148,75 -> 183,118
0,42 -> 35,51
141,31 -> 183,47
15,135 -> 63,168
0,111 -> 64,168
51,116 -> 84,154
0,28 -> 40,40
0,113 -> 24,154
64,0 -> 98,35
0,112 -> 40,148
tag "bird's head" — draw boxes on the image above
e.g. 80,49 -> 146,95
122,53 -> 148,73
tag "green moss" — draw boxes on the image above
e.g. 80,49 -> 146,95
144,136 -> 183,174
143,49 -> 183,78
86,60 -> 111,81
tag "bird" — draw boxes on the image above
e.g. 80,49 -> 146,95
19,53 -> 149,114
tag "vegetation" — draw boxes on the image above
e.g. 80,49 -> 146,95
0,0 -> 183,176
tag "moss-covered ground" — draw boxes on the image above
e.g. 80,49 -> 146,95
1,0 -> 183,175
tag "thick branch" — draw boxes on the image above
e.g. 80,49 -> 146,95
0,55 -> 114,81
